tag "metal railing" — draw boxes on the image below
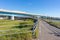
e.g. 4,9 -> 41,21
32,20 -> 38,35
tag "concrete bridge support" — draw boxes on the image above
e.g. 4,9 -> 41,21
11,16 -> 14,20
8,16 -> 14,20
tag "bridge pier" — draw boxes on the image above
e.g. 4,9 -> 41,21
8,16 -> 14,20
11,16 -> 14,20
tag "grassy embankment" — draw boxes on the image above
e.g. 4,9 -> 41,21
44,19 -> 60,29
0,19 -> 39,40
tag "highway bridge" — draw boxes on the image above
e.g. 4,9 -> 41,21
0,9 -> 40,20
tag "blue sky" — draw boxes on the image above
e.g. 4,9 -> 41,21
0,0 -> 60,17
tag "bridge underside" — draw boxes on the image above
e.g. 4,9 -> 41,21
0,11 -> 37,20
0,15 -> 35,20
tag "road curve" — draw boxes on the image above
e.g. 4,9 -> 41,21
38,20 -> 60,40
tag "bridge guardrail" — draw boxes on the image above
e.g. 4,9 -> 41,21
32,20 -> 38,35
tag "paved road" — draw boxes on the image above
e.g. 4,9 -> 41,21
38,20 -> 60,40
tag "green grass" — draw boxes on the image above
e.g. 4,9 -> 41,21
48,21 -> 60,29
0,19 -> 34,35
0,19 -> 38,40
0,20 -> 34,30
0,32 -> 33,40
44,19 -> 60,29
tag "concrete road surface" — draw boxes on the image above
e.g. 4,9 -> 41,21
38,20 -> 60,40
